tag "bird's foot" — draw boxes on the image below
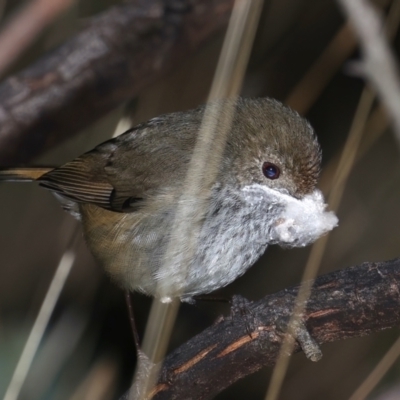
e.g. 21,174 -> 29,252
230,295 -> 259,338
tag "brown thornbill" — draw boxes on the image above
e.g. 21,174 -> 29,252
0,97 -> 337,302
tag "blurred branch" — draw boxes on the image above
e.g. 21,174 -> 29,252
0,0 -> 7,21
0,0 -> 234,165
285,22 -> 357,114
0,0 -> 75,78
338,0 -> 400,145
121,258 -> 400,400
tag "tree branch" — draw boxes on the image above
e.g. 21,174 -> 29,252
0,0 -> 234,165
123,258 -> 400,400
0,0 -> 75,78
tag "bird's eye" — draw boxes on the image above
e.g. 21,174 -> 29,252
262,162 -> 280,180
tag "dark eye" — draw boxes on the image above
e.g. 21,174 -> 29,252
262,162 -> 280,180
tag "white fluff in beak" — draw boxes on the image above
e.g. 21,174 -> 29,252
269,189 -> 338,247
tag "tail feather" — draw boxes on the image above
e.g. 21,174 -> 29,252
0,167 -> 53,182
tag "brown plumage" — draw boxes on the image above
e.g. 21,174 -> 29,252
0,97 -> 326,301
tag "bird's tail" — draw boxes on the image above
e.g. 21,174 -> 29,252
0,167 -> 53,182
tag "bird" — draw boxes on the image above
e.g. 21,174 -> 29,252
0,97 -> 337,303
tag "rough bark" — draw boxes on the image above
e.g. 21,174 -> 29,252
124,258 -> 400,399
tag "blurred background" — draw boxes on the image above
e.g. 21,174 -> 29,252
0,0 -> 400,399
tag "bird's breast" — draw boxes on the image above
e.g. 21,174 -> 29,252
78,188 -> 278,300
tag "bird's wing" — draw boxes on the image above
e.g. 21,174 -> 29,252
38,155 -> 116,210
38,118 -> 196,212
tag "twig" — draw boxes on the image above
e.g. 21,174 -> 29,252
119,258 -> 400,400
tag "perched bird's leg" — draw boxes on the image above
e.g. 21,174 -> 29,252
125,291 -> 141,355
230,295 -> 322,362
193,294 -> 230,304
230,295 -> 258,338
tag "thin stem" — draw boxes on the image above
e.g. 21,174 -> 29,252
4,226 -> 79,400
